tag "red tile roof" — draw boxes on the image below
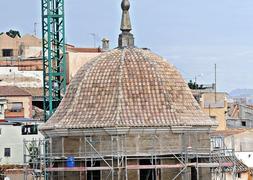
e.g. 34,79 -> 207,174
41,48 -> 216,130
210,129 -> 246,137
67,47 -> 102,53
21,87 -> 43,97
0,86 -> 31,97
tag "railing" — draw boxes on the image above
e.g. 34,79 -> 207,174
5,108 -> 24,118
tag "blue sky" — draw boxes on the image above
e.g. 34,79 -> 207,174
1,0 -> 253,92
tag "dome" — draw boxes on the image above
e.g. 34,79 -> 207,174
40,0 -> 216,131
41,47 -> 215,130
39,2 -> 217,180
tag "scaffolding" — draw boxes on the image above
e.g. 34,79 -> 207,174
23,134 -> 244,180
42,0 -> 67,121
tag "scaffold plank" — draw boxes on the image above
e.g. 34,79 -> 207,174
45,162 -> 235,172
46,166 -> 112,172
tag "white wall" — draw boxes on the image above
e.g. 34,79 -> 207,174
0,99 -> 7,120
235,152 -> 253,168
0,124 -> 44,165
225,172 -> 250,180
0,67 -> 43,87
24,47 -> 41,58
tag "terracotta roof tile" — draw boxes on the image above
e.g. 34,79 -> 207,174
210,129 -> 246,137
0,86 -> 31,97
41,48 -> 216,130
21,87 -> 43,97
67,47 -> 102,53
212,155 -> 252,173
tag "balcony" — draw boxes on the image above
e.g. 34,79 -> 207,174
5,108 -> 25,118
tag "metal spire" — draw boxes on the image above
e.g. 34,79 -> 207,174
118,0 -> 135,48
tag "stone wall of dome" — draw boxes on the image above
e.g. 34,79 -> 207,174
47,129 -> 211,180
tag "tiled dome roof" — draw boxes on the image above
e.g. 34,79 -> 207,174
41,47 -> 216,130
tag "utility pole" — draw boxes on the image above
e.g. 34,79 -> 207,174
215,64 -> 217,103
34,22 -> 37,36
90,33 -> 97,48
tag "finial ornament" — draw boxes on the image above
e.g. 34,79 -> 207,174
118,0 -> 135,47
120,0 -> 131,31
121,0 -> 130,11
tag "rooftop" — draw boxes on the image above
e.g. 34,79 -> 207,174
211,129 -> 246,137
0,86 -> 31,97
41,48 -> 215,130
67,47 -> 102,53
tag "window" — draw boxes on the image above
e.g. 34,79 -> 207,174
22,125 -> 38,135
4,148 -> 11,157
242,121 -> 246,127
7,102 -> 23,112
237,173 -> 241,178
2,49 -> 13,57
212,137 -> 223,149
0,104 -> 3,114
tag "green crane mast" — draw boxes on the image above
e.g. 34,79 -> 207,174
42,0 -> 66,121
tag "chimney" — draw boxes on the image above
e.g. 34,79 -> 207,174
102,38 -> 110,51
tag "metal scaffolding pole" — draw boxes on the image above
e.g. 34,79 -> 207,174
24,134 -> 241,180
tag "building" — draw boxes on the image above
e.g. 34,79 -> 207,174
190,84 -> 228,131
19,34 -> 42,58
0,30 -> 102,89
37,1 -> 230,180
227,104 -> 253,129
0,32 -> 41,59
0,86 -> 33,121
0,119 -> 44,165
66,46 -> 102,84
190,83 -> 216,102
0,86 -> 44,180
0,36 -> 102,114
0,66 -> 43,88
212,129 -> 253,180
0,86 -> 44,178
0,32 -> 44,107
0,32 -> 20,58
199,92 -> 228,130
0,45 -> 101,88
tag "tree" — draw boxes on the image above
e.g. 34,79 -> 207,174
6,30 -> 21,38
